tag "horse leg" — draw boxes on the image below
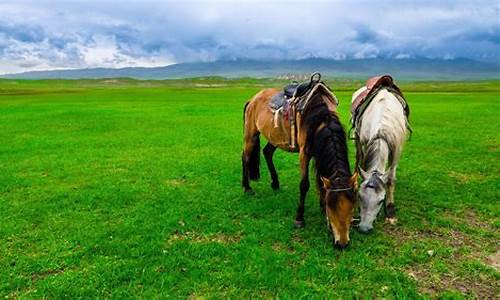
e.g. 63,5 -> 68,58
295,149 -> 310,228
385,167 -> 397,224
263,142 -> 279,190
241,149 -> 252,194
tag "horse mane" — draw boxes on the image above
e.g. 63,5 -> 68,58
301,91 -> 354,197
362,131 -> 395,171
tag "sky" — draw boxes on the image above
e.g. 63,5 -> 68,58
0,0 -> 499,74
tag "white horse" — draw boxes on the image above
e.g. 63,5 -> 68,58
351,86 -> 409,233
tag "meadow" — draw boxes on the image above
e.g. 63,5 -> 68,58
0,78 -> 498,298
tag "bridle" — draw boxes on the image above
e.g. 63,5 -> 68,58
324,172 -> 355,193
327,186 -> 354,192
323,174 -> 356,239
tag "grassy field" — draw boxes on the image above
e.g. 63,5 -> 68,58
0,78 -> 498,298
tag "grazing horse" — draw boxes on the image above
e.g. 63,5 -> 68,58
351,76 -> 410,233
242,79 -> 357,249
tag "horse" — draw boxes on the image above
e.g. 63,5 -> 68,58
351,80 -> 410,233
242,78 -> 357,249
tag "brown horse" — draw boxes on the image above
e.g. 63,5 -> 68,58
242,81 -> 358,249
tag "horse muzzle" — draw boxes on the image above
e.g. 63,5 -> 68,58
334,240 -> 349,250
358,223 -> 374,234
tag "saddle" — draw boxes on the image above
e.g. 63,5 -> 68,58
269,73 -> 338,151
269,81 -> 315,110
350,75 -> 411,139
351,75 -> 404,115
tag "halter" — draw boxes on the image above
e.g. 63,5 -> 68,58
326,186 -> 354,192
324,177 -> 355,236
324,171 -> 354,193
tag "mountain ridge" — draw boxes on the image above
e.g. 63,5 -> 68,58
2,58 -> 499,80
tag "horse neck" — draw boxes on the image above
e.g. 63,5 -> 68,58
312,119 -> 351,180
360,90 -> 406,172
300,92 -> 350,179
363,138 -> 389,174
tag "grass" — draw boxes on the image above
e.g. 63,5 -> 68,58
0,78 -> 498,298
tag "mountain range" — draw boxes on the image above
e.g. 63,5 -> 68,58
1,58 -> 499,80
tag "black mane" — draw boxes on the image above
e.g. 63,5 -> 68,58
302,92 -> 353,192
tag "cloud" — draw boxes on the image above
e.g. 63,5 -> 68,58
351,25 -> 386,45
0,22 -> 45,43
0,0 -> 499,74
456,25 -> 500,44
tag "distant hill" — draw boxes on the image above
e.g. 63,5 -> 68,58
1,58 -> 499,80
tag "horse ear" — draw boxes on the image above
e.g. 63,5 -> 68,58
350,172 -> 359,190
359,168 -> 369,180
321,176 -> 332,189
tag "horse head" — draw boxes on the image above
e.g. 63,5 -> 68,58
357,168 -> 389,233
320,173 -> 358,249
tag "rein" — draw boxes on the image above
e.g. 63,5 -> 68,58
327,186 -> 354,192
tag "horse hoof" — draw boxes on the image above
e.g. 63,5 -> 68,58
294,220 -> 305,228
385,217 -> 398,225
244,189 -> 255,196
271,182 -> 280,190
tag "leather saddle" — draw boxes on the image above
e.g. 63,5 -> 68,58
269,75 -> 319,110
267,73 -> 336,151
351,75 -> 404,115
284,81 -> 312,98
269,92 -> 289,110
350,74 -> 411,138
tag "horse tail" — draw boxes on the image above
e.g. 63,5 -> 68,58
242,101 -> 260,181
243,101 -> 250,133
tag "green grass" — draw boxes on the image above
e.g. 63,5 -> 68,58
0,78 -> 498,298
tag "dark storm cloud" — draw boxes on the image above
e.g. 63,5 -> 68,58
0,0 -> 499,73
351,25 -> 385,45
460,25 -> 500,44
